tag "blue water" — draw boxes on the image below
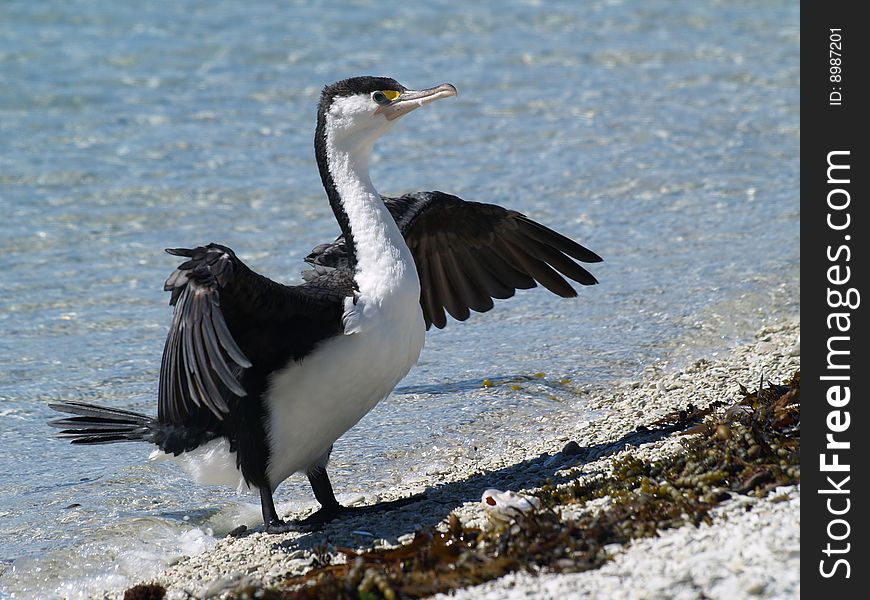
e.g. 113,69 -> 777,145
1,0 -> 798,597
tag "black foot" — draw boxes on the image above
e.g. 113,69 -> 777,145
265,518 -> 309,534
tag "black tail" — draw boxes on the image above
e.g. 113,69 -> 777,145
48,401 -> 158,445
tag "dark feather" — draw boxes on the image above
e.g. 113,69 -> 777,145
304,191 -> 601,330
158,243 -> 348,426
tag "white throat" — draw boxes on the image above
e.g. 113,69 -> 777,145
324,112 -> 419,303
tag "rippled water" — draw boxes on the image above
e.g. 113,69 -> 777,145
1,0 -> 798,596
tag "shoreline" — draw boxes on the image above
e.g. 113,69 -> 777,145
126,318 -> 799,599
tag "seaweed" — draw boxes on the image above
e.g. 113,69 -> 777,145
123,583 -> 166,600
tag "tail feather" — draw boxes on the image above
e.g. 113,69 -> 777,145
49,401 -> 157,445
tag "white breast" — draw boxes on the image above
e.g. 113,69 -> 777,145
264,289 -> 425,489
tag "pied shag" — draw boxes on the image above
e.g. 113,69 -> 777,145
49,76 -> 601,533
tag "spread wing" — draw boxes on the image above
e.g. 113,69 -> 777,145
160,243 -> 351,425
306,191 -> 601,330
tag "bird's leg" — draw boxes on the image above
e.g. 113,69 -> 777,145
261,453 -> 427,532
308,466 -> 340,510
300,467 -> 426,526
259,484 -> 303,534
300,467 -> 343,525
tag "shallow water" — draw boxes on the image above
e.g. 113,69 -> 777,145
0,0 -> 798,596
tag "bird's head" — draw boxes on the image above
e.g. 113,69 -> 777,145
316,76 -> 457,155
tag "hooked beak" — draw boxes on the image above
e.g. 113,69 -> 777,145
378,83 -> 458,121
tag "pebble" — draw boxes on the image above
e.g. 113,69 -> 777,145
340,493 -> 367,507
352,530 -> 375,537
200,573 -> 248,597
561,440 -> 583,455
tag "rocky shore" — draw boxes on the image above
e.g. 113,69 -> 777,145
123,319 -> 800,600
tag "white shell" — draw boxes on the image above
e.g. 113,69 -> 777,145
481,488 -> 541,522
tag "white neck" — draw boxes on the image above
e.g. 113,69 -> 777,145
324,128 -> 419,303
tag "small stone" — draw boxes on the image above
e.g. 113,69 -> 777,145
396,533 -> 415,544
227,525 -> 248,537
745,579 -> 766,595
562,440 -> 583,455
352,530 -> 375,538
341,493 -> 366,507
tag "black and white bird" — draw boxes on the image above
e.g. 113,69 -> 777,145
49,76 -> 601,533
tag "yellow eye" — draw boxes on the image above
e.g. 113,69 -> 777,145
372,90 -> 401,105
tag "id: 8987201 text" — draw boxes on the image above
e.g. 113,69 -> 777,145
829,28 -> 843,106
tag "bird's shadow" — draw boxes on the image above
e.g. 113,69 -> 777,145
266,416 -> 698,552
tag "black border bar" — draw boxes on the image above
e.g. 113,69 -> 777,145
802,3 -> 868,596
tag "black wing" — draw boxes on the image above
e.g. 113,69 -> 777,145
306,191 -> 601,330
160,243 -> 351,425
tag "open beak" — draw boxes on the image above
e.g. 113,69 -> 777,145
378,83 -> 458,121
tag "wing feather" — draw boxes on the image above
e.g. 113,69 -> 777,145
429,242 -> 467,321
414,235 -> 446,329
441,242 -> 494,314
398,192 -> 601,328
473,245 -> 533,295
458,246 -> 513,302
511,232 -> 598,286
502,240 -> 577,298
515,215 -> 603,264
159,243 -> 346,425
201,310 -> 248,397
